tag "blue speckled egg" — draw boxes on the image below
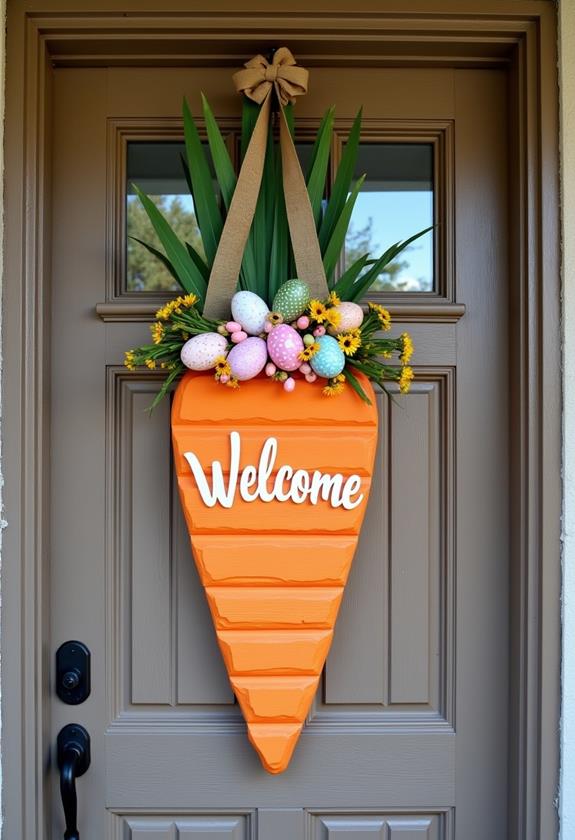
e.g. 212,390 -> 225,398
310,335 -> 345,379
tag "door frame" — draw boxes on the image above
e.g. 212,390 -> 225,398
1,2 -> 560,838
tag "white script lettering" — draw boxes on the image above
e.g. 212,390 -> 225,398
184,431 -> 364,511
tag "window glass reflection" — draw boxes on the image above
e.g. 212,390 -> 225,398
346,144 -> 434,292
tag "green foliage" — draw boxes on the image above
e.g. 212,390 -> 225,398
131,95 -> 432,306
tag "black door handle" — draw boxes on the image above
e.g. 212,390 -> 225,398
57,724 -> 90,840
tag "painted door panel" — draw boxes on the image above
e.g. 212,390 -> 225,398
50,63 -> 508,838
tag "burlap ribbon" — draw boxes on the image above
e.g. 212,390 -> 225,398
203,48 -> 329,319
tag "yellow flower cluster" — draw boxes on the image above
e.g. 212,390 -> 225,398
298,342 -> 320,362
399,366 -> 414,394
145,358 -> 156,370
322,373 -> 346,397
214,357 -> 231,378
124,350 -> 136,371
337,330 -> 361,357
328,290 -> 341,306
155,293 -> 198,321
150,322 -> 165,344
400,332 -> 414,365
308,299 -> 341,328
368,301 -> 392,331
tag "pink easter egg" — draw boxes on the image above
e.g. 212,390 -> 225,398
266,324 -> 304,372
226,321 -> 242,333
305,372 -> 317,383
231,330 -> 248,343
313,325 -> 326,337
227,336 -> 268,381
284,377 -> 296,392
297,315 -> 310,330
331,301 -> 364,333
219,374 -> 229,384
265,362 -> 277,377
299,362 -> 312,375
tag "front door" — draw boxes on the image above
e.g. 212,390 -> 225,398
47,57 -> 509,838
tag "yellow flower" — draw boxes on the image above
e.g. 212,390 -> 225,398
309,299 -> 327,322
335,373 -> 346,383
400,332 -> 414,365
226,377 -> 240,389
214,356 -> 231,378
322,380 -> 345,397
145,358 -> 156,370
267,311 -> 283,325
150,322 -> 165,344
298,343 -> 320,361
368,301 -> 392,331
337,332 -> 361,356
399,366 -> 414,394
124,351 -> 136,371
324,307 -> 342,329
155,294 -> 198,320
328,291 -> 341,306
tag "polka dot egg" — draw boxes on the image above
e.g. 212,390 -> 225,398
272,278 -> 311,322
180,332 -> 228,371
267,324 -> 304,372
227,336 -> 268,381
310,334 -> 346,379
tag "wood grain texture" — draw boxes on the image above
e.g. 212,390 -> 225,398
172,371 -> 378,772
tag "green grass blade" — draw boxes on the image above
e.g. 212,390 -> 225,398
185,241 -> 210,280
319,108 -> 362,253
268,144 -> 289,300
241,96 -> 260,160
322,175 -> 365,281
129,236 -> 181,285
182,98 -> 223,264
201,93 -> 236,211
132,185 -> 207,300
347,225 -> 434,301
306,106 -> 334,229
332,252 -> 372,296
343,366 -> 372,404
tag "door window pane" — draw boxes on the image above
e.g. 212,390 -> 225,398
126,142 -> 209,292
346,144 -> 434,292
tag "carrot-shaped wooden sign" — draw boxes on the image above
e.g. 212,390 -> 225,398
125,47 -> 418,772
172,372 -> 378,773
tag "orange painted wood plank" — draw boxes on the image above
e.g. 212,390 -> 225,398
216,629 -> 333,675
172,426 -> 377,477
172,371 -> 379,426
231,676 -> 320,723
177,476 -> 371,535
191,535 -> 357,586
247,723 -> 303,775
206,587 -> 344,629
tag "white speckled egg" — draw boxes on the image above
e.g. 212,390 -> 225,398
310,335 -> 345,378
227,336 -> 268,381
331,301 -> 364,334
272,279 -> 311,322
267,324 -> 304,372
180,332 -> 228,371
231,291 -> 270,335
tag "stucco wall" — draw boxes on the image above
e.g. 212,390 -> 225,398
560,0 -> 575,836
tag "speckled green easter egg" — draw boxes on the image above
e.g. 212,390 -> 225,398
272,279 -> 311,322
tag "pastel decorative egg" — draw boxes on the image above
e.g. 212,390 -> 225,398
272,279 -> 311,322
310,335 -> 345,378
227,337 -> 268,381
331,301 -> 364,334
231,291 -> 270,335
267,324 -> 304,372
180,332 -> 228,371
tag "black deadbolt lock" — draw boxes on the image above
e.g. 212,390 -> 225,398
56,641 -> 91,705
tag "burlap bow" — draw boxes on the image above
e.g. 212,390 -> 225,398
232,47 -> 309,107
203,48 -> 328,319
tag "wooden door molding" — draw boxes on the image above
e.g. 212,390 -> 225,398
2,2 -> 560,838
